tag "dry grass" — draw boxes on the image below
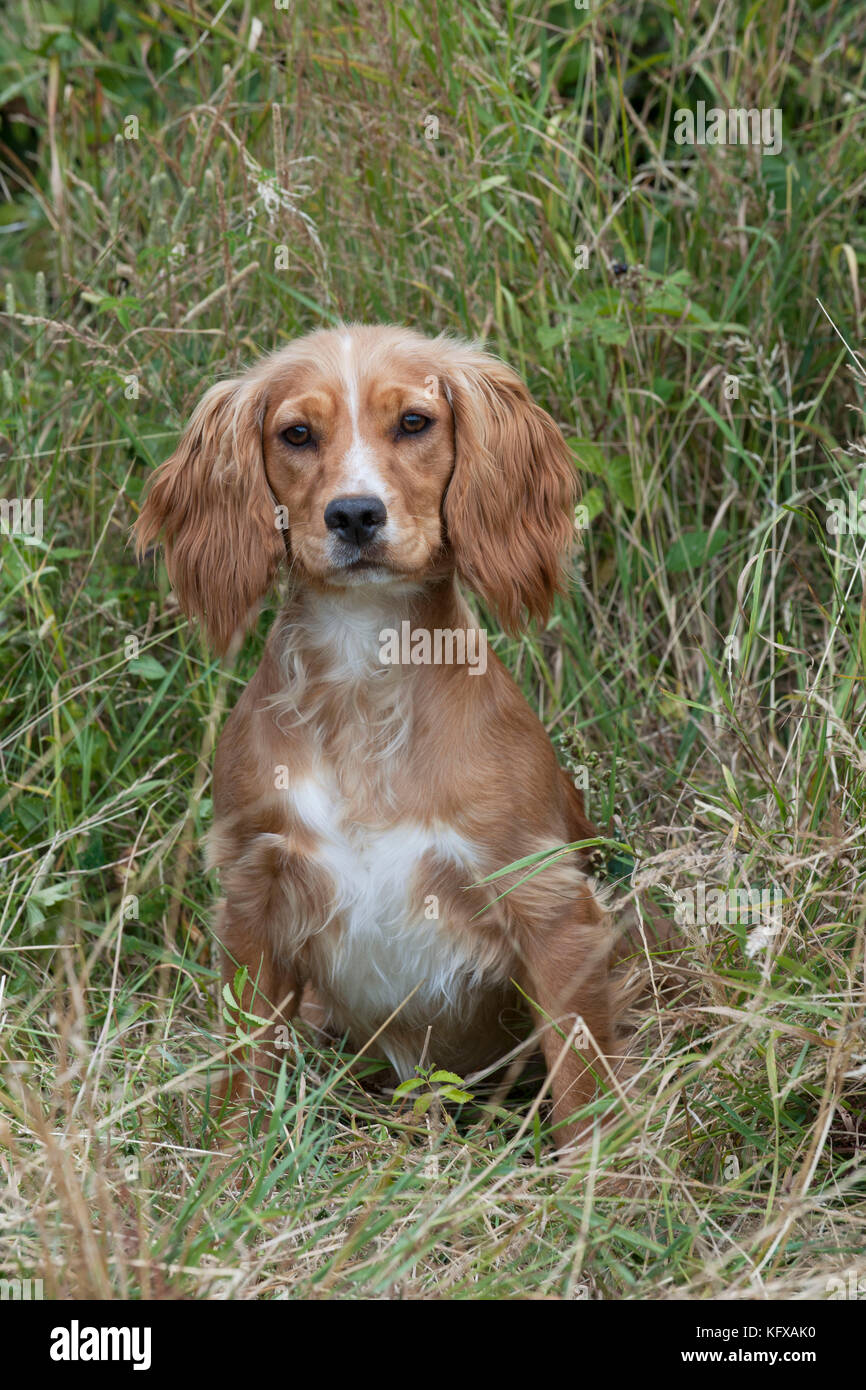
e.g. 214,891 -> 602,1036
0,0 -> 864,1299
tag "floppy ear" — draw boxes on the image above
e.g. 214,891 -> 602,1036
134,375 -> 285,654
440,346 -> 577,632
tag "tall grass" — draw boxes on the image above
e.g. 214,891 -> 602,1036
0,0 -> 864,1299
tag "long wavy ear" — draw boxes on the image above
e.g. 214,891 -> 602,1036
439,344 -> 577,632
133,375 -> 284,654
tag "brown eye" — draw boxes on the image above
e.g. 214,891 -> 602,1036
399,412 -> 429,435
283,423 -> 311,447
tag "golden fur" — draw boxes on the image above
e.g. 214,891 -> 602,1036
135,324 -> 617,1145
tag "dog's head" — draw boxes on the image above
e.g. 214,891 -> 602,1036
134,325 -> 577,652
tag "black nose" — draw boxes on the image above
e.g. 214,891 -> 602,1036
324,495 -> 387,546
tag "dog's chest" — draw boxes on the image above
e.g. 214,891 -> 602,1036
287,770 -> 483,1029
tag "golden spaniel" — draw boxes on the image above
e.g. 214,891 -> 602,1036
135,325 -> 619,1146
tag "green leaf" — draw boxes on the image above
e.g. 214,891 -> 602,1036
664,529 -> 729,574
593,315 -> 630,346
721,765 -> 742,810
537,324 -> 565,350
393,1076 -> 426,1097
127,655 -> 167,679
567,438 -> 606,473
651,376 -> 678,403
577,486 -> 604,525
606,454 -> 636,510
31,882 -> 73,906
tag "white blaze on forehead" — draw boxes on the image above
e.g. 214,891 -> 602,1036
339,333 -> 390,501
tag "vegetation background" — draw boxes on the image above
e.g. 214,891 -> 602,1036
1,0 -> 864,1300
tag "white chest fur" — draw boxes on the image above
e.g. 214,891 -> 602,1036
287,770 -> 483,1069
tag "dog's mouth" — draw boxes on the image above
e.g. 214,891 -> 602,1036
323,545 -> 398,584
329,541 -> 391,573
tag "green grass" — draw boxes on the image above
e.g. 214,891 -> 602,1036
1,0 -> 865,1299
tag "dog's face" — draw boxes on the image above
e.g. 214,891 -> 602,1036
260,331 -> 456,589
135,324 -> 577,652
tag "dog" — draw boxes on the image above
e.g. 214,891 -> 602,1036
135,324 -> 620,1146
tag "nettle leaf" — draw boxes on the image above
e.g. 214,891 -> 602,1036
642,274 -> 690,315
567,438 -> 606,474
537,324 -> 565,350
32,882 -> 73,906
127,655 -> 167,680
579,486 -> 605,524
539,293 -> 629,350
26,902 -> 46,929
665,529 -> 730,574
428,1070 -> 465,1086
652,376 -> 678,403
606,454 -> 636,510
14,797 -> 44,833
593,315 -> 630,346
95,294 -> 139,330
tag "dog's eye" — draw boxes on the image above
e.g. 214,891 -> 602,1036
283,424 -> 312,447
399,413 -> 429,435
